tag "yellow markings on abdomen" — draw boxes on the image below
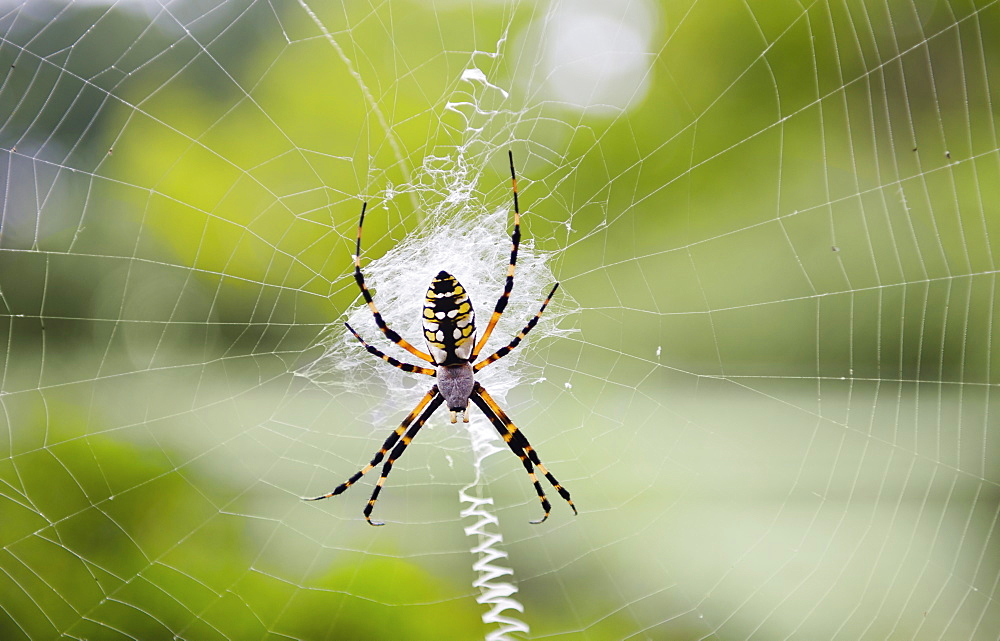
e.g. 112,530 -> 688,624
423,270 -> 477,364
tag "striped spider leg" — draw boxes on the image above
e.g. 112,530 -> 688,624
352,201 -> 435,364
306,151 -> 576,525
305,386 -> 441,526
469,150 -> 522,362
470,383 -> 577,524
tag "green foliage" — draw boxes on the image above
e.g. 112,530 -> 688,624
1,0 -> 998,639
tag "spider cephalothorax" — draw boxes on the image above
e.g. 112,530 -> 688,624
306,151 -> 576,526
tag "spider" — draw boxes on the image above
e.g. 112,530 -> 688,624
306,151 -> 577,526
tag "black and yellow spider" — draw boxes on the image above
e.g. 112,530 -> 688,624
307,151 -> 577,526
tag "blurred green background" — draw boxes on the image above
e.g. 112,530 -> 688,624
1,0 -> 998,639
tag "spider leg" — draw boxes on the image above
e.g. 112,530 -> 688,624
471,383 -> 577,523
470,150 -> 522,361
345,323 -> 436,376
363,393 -> 445,525
473,395 -> 550,523
474,283 -> 558,372
305,386 -> 439,508
353,201 -> 434,363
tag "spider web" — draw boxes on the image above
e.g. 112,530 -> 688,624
1,0 -> 999,639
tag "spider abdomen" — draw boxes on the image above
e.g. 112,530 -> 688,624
423,271 -> 476,365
